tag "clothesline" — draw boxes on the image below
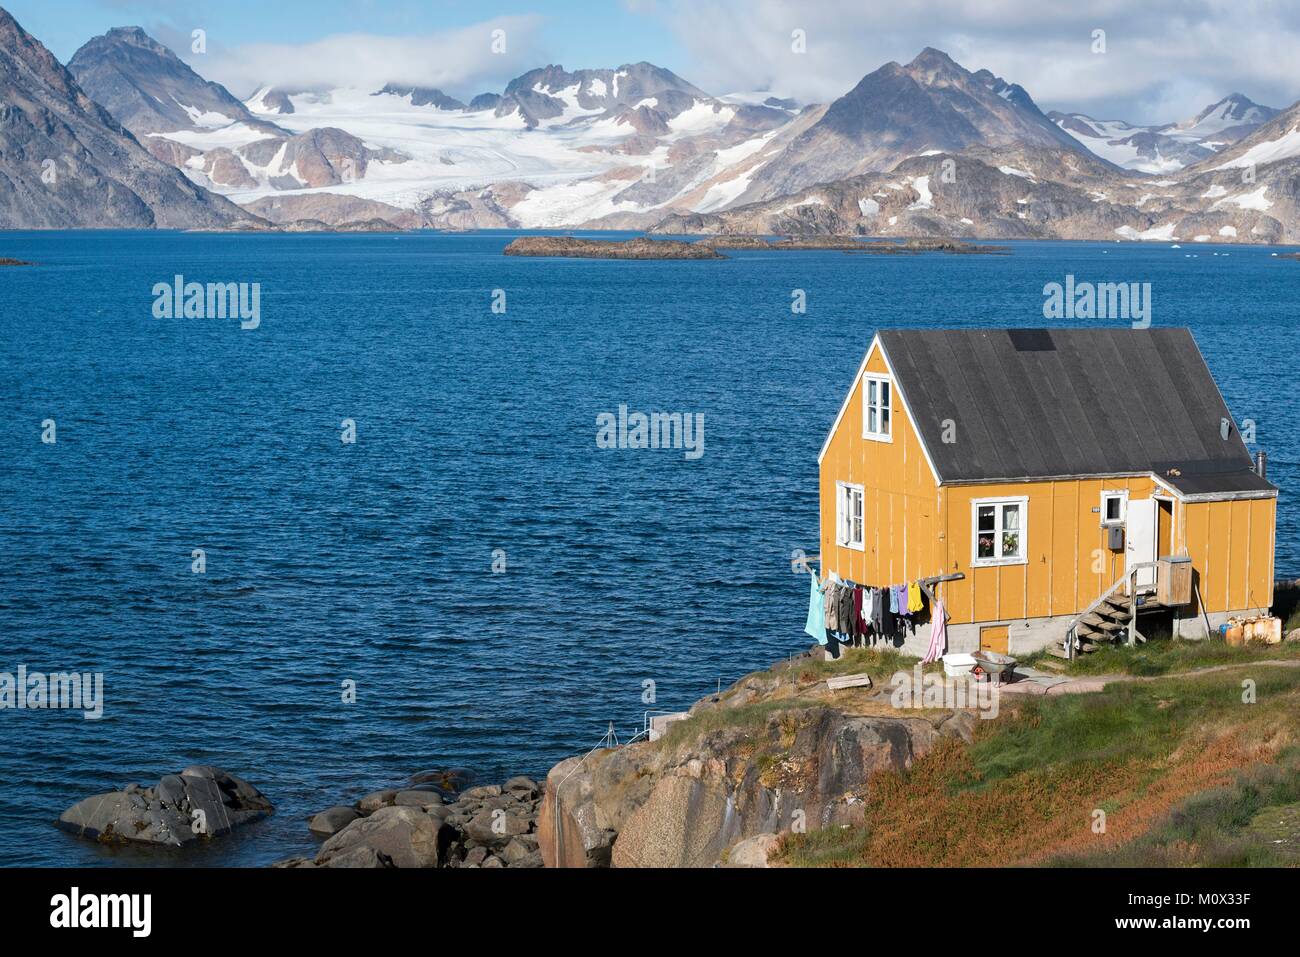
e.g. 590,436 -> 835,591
802,567 -> 965,661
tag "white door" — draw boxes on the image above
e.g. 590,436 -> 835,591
1126,497 -> 1158,588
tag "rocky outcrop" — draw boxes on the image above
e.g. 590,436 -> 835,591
503,236 -> 724,259
68,26 -> 284,139
537,650 -> 977,867
240,193 -> 420,229
56,766 -> 272,847
278,771 -> 544,868
0,9 -> 259,229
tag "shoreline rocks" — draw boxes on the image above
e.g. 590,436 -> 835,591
56,766 -> 272,848
279,771 -> 544,868
535,646 -> 977,868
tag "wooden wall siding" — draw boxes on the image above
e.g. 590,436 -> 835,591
1178,497 -> 1275,613
940,476 -> 1156,624
819,345 -> 943,589
819,341 -> 1276,626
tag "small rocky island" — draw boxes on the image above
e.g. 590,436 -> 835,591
502,234 -> 1008,258
57,766 -> 272,847
503,236 -> 724,259
1,257 -> 33,266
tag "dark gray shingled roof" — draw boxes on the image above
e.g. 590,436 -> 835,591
877,328 -> 1276,495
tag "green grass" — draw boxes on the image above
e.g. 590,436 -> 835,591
1023,638 -> 1300,678
657,698 -> 825,751
746,646 -> 932,685
964,668 -> 1287,788
777,823 -> 871,867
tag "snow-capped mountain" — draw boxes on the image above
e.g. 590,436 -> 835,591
735,48 -> 1098,203
660,92 -> 1300,244
0,9 -> 253,228
67,27 -> 403,195
16,4 -> 1300,241
1049,94 -> 1278,173
67,27 -> 283,138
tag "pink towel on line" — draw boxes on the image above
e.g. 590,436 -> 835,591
921,599 -> 947,664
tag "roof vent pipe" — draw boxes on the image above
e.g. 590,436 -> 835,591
1255,450 -> 1267,479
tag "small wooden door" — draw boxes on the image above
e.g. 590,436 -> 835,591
980,625 -> 1009,655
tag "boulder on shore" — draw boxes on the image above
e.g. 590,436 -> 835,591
285,770 -> 546,868
57,766 -> 272,847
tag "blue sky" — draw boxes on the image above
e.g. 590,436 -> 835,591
8,0 -> 1300,122
6,1 -> 685,85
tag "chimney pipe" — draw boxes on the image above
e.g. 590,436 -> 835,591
1255,450 -> 1267,479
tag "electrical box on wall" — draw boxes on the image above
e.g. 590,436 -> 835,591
1108,525 -> 1125,550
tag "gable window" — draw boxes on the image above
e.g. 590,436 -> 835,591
836,482 -> 865,550
1101,490 -> 1128,526
972,497 -> 1027,566
862,373 -> 892,441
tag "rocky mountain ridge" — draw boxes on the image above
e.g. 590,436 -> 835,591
0,7 -> 257,228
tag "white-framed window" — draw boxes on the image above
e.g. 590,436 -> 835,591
862,373 -> 892,441
971,496 -> 1027,566
836,481 -> 865,550
1100,489 -> 1128,526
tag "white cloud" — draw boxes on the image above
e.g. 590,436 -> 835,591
642,0 -> 1300,121
176,15 -> 546,99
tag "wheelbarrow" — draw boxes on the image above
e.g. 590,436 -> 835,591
970,650 -> 1018,685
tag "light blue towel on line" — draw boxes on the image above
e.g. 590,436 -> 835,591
804,573 -> 828,645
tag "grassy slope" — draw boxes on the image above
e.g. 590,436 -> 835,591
778,642 -> 1300,867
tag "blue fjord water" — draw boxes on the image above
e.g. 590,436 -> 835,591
0,230 -> 1297,867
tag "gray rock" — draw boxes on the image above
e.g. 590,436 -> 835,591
181,773 -> 234,838
481,854 -> 505,868
316,805 -> 448,868
724,833 -> 782,868
393,789 -> 443,809
501,836 -> 542,866
464,808 -> 530,846
308,806 -> 359,838
504,776 -> 539,799
321,844 -> 394,868
355,789 -> 399,814
56,766 -> 271,849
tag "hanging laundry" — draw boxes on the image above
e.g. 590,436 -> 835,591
908,581 -> 925,614
879,591 -> 897,642
804,573 -> 828,646
921,599 -> 948,664
837,583 -> 856,641
888,586 -> 899,614
824,579 -> 840,632
854,585 -> 869,639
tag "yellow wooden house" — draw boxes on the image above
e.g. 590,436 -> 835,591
818,328 -> 1277,657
